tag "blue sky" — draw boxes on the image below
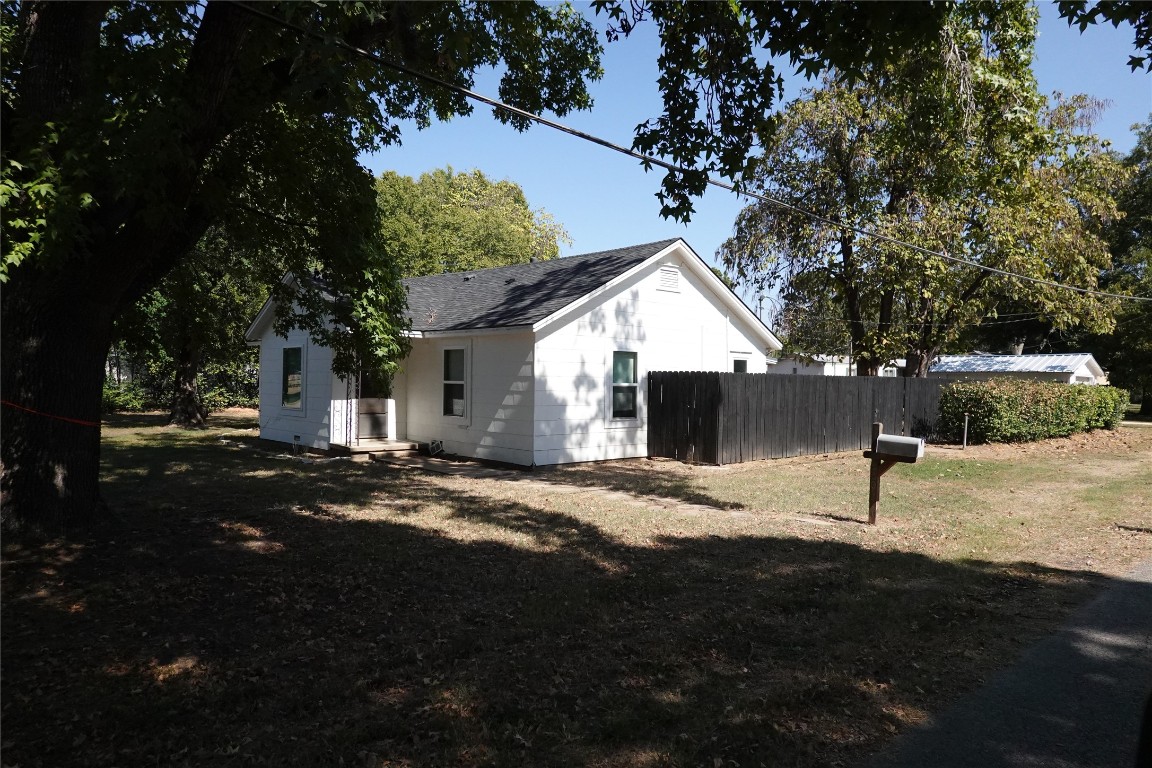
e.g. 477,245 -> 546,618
360,3 -> 1151,287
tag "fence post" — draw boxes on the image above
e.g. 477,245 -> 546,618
868,422 -> 882,525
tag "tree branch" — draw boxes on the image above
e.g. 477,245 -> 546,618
15,1 -> 109,127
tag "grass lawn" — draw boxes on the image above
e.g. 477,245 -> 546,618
1125,402 -> 1152,423
3,410 -> 1150,767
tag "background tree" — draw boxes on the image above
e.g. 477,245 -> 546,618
771,281 -> 853,363
1091,121 -> 1152,409
962,119 -> 1152,409
112,227 -> 280,426
718,2 -> 1127,376
110,165 -> 572,425
376,167 -> 571,277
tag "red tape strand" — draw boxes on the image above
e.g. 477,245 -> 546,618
1,399 -> 101,428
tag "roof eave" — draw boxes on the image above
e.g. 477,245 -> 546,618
406,325 -> 533,339
244,272 -> 297,342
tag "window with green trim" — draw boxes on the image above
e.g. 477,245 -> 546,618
612,351 -> 637,419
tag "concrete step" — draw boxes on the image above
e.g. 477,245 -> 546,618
330,439 -> 418,457
368,449 -> 420,462
366,441 -> 419,455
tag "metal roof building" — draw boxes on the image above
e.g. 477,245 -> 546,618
929,353 -> 1107,384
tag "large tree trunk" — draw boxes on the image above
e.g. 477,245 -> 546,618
169,339 -> 207,428
903,351 -> 932,377
1,270 -> 115,536
1,2 -> 259,535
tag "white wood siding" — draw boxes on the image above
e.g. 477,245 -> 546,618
256,327 -> 334,450
532,254 -> 770,465
930,370 -> 1092,385
402,332 -> 536,465
391,367 -> 409,439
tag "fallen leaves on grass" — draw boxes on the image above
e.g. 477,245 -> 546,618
2,414 -> 1149,767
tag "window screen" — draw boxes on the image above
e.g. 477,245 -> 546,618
612,351 -> 638,418
443,348 -> 466,417
733,359 -> 748,373
282,347 -> 302,408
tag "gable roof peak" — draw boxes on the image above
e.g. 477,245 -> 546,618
402,239 -> 683,332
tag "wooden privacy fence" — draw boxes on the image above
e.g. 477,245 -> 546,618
647,372 -> 945,465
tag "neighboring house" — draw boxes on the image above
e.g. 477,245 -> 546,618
767,355 -> 903,377
929,353 -> 1108,385
245,238 -> 783,465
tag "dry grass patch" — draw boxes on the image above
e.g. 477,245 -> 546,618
2,413 -> 1149,767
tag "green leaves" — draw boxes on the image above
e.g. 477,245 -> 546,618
376,167 -> 570,278
938,379 -> 1129,443
717,3 -> 1125,375
594,1 -> 953,221
0,127 -> 101,282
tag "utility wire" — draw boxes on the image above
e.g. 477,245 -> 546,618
232,2 -> 1152,305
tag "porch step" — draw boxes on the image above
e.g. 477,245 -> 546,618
368,449 -> 421,464
368,448 -> 420,461
363,440 -> 418,455
330,439 -> 418,457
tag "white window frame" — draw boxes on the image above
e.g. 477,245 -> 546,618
609,349 -> 640,424
731,353 -> 750,373
281,345 -> 306,415
440,343 -> 470,425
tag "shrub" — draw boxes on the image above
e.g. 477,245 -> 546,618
938,379 -> 1129,444
102,379 -> 150,413
200,386 -> 258,412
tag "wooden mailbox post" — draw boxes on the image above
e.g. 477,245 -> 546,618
862,422 -> 924,525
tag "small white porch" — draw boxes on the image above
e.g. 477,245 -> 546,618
329,389 -> 410,449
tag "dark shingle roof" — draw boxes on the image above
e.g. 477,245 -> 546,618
402,239 -> 681,332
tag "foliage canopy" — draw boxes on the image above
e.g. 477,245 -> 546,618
718,2 -> 1128,376
377,167 -> 570,278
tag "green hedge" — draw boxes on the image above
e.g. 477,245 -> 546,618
102,379 -> 151,413
200,387 -> 258,411
938,379 -> 1129,444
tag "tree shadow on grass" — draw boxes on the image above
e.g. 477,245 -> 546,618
2,433 -> 1142,768
534,459 -> 742,510
103,409 -> 259,431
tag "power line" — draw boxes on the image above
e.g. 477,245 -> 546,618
232,2 -> 1152,305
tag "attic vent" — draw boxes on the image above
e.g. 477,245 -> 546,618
657,265 -> 680,293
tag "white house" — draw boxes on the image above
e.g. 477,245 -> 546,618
245,238 -> 783,465
767,355 -> 903,377
929,353 -> 1108,385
